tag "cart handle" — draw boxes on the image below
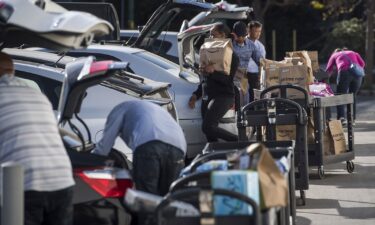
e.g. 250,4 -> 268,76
241,98 -> 307,125
260,84 -> 309,108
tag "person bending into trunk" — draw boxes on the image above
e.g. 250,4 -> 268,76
92,100 -> 186,196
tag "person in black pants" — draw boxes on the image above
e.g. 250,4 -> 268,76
188,23 -> 239,142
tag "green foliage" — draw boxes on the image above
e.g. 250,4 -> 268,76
325,18 -> 365,56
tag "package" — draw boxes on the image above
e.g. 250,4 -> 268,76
234,68 -> 249,95
246,143 -> 288,209
309,82 -> 334,97
260,58 -> 309,99
195,160 -> 228,173
199,38 -> 233,75
328,120 -> 347,154
124,189 -> 200,216
275,117 -> 315,144
285,50 -> 315,83
211,170 -> 259,215
276,125 -> 296,141
260,58 -> 293,89
323,125 -> 334,156
307,51 -> 320,72
279,65 -> 309,98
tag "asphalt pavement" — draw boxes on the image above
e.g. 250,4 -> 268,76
296,95 -> 375,225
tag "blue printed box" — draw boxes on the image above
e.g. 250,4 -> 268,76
211,170 -> 259,215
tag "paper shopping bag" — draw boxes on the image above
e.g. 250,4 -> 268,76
246,143 -> 288,209
328,120 -> 346,154
199,38 -> 233,75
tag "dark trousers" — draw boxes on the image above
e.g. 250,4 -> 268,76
25,187 -> 74,225
247,72 -> 260,102
336,70 -> 362,120
202,96 -> 238,142
132,141 -> 185,196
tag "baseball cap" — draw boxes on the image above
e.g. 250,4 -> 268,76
233,21 -> 247,37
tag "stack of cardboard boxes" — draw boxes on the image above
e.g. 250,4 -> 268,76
258,50 -> 346,156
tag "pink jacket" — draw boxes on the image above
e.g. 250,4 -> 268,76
325,50 -> 365,74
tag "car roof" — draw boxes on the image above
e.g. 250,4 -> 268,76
4,48 -> 76,68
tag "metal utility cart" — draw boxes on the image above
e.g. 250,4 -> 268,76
260,84 -> 355,179
237,97 -> 309,206
309,93 -> 355,178
170,141 -> 295,225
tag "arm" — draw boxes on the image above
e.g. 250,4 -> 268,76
250,41 -> 261,66
92,106 -> 125,156
356,53 -> 365,68
188,83 -> 202,109
325,54 -> 336,74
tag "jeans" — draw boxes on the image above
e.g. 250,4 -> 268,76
336,70 -> 362,120
132,141 -> 185,196
247,72 -> 260,102
25,187 -> 74,225
202,96 -> 238,142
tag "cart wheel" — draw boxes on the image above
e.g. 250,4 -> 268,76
300,190 -> 306,206
346,161 -> 355,173
317,166 -> 325,179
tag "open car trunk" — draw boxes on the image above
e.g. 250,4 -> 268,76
0,0 -> 113,50
133,0 -> 216,54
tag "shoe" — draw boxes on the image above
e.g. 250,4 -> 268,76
339,117 -> 347,126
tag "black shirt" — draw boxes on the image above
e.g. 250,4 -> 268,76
193,53 -> 239,98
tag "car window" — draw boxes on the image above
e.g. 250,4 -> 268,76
15,71 -> 62,110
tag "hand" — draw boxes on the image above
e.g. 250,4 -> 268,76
204,64 -> 215,74
188,94 -> 197,109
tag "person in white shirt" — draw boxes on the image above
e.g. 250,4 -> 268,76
92,100 -> 186,196
247,21 -> 266,102
0,52 -> 75,225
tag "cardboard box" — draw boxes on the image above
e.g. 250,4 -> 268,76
211,170 -> 259,215
260,58 -> 310,99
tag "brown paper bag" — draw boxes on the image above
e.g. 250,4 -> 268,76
328,120 -> 346,154
279,65 -> 308,99
260,58 -> 292,89
234,68 -> 249,95
199,38 -> 233,75
307,51 -> 319,72
285,51 -> 315,83
276,125 -> 296,141
323,125 -> 334,156
246,143 -> 288,209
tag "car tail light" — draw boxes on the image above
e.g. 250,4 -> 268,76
75,167 -> 133,198
89,60 -> 112,75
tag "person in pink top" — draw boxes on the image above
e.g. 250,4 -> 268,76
326,48 -> 365,125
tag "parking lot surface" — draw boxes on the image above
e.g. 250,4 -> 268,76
297,96 -> 375,225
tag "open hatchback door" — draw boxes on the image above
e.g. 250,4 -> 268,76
133,0 -> 216,53
0,0 -> 113,50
